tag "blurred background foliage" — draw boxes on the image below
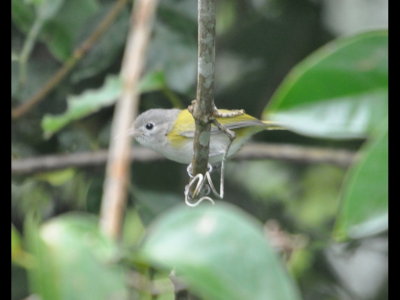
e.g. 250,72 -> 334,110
12,0 -> 387,299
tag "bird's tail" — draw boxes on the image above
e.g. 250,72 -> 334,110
262,120 -> 286,130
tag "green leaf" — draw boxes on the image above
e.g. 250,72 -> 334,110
41,71 -> 166,137
335,120 -> 388,240
138,70 -> 167,92
11,224 -> 22,260
25,215 -> 60,300
264,30 -> 388,139
71,3 -> 130,81
41,75 -> 121,137
121,209 -> 146,248
42,0 -> 99,61
140,203 -> 301,300
12,0 -> 99,61
26,213 -> 128,300
12,0 -> 35,31
35,0 -> 64,21
152,275 -> 175,300
41,19 -> 75,61
12,179 -> 52,218
12,224 -> 34,268
35,168 -> 75,186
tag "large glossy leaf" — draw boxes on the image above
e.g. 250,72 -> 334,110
25,214 -> 128,300
41,71 -> 166,137
140,203 -> 301,300
335,120 -> 388,239
264,30 -> 388,139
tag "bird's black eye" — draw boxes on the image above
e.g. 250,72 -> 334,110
145,122 -> 154,130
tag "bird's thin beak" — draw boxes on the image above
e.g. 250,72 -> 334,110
129,127 -> 143,139
128,127 -> 137,137
113,128 -> 137,141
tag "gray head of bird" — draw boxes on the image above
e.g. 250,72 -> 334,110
130,108 -> 181,150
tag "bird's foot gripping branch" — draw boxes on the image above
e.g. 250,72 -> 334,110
185,100 -> 238,207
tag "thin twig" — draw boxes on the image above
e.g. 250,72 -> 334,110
99,0 -> 158,240
190,0 -> 217,176
11,0 -> 128,120
11,143 -> 357,175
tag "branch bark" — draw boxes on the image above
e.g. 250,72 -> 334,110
99,0 -> 158,240
12,143 -> 357,175
190,0 -> 217,176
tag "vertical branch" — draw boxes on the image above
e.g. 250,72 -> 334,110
100,0 -> 158,240
191,0 -> 216,176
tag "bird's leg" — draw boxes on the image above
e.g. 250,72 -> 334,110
211,119 -> 236,141
185,102 -> 244,205
207,106 -> 244,200
211,105 -> 244,140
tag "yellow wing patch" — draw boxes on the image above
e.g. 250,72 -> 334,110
167,110 -> 195,146
166,109 -> 283,147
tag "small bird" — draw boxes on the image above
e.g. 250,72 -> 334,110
130,108 -> 281,164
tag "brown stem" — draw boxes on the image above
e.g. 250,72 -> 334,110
12,143 -> 357,175
99,0 -> 158,240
